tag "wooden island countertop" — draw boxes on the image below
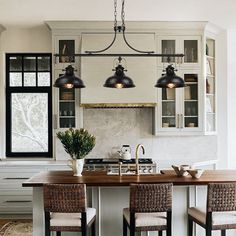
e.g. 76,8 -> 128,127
22,170 -> 236,187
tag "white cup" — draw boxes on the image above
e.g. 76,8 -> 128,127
188,123 -> 195,127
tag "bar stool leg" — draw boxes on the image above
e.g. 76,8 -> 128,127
188,218 -> 193,236
56,232 -> 61,236
158,231 -> 163,236
91,219 -> 96,236
206,228 -> 212,236
221,230 -> 226,236
123,216 -> 127,236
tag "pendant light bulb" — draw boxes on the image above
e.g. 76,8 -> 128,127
167,83 -> 175,89
115,83 -> 124,89
65,83 -> 74,89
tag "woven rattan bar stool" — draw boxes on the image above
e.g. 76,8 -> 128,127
188,183 -> 236,236
43,184 -> 96,236
123,183 -> 173,236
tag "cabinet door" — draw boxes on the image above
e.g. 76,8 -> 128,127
180,71 -> 202,132
156,70 -> 203,135
157,36 -> 178,67
179,36 -> 201,68
157,71 -> 182,132
54,70 -> 82,129
54,36 -> 81,70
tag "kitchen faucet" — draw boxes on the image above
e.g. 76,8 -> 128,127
135,144 -> 145,175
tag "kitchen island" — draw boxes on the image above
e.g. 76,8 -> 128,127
23,170 -> 236,236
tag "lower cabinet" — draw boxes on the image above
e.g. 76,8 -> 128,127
0,163 -> 69,217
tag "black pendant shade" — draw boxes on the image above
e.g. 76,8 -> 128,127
54,65 -> 85,89
155,65 -> 185,88
103,64 -> 135,89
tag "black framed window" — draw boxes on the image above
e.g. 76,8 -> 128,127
6,53 -> 52,157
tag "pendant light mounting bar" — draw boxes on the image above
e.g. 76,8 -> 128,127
54,53 -> 184,58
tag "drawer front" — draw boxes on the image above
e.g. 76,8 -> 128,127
0,167 -> 43,190
0,195 -> 32,214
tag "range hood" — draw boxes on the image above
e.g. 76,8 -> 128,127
80,103 -> 157,109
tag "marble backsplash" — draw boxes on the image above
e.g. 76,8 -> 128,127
56,108 -> 217,164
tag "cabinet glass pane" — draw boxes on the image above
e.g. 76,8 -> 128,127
161,40 -> 175,63
184,74 -> 198,128
60,118 -> 75,128
184,40 -> 198,63
38,72 -> 50,86
24,73 -> 36,86
60,88 -> 75,100
161,88 -> 176,128
24,57 -> 36,71
38,56 -> 50,71
59,40 -> 75,63
9,56 -> 22,71
10,73 -> 22,87
11,93 -> 48,152
59,87 -> 75,128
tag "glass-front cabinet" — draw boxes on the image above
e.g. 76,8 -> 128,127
157,71 -> 202,134
157,36 -> 201,68
54,70 -> 82,129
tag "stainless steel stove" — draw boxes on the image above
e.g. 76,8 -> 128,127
84,158 -> 157,175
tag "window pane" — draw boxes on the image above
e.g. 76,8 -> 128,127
11,93 -> 48,152
9,56 -> 22,71
38,56 -> 50,71
24,56 -> 36,71
10,73 -> 22,86
38,72 -> 50,86
24,73 -> 36,86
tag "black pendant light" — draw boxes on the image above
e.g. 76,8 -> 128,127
54,65 -> 85,89
155,65 -> 185,88
104,57 -> 135,89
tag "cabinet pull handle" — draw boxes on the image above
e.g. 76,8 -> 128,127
4,177 -> 29,180
176,114 -> 179,128
5,200 -> 32,203
180,114 -> 184,129
53,114 -> 58,129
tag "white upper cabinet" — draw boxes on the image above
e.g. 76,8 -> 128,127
80,33 -> 157,104
157,36 -> 201,69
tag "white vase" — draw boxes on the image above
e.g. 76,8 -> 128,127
68,159 -> 84,176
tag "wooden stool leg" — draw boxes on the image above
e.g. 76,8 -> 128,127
188,218 -> 193,236
123,216 -> 127,236
221,230 -> 226,236
158,231 -> 163,236
56,232 -> 61,236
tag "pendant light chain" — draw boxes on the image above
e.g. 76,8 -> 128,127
114,0 -> 118,29
121,0 -> 125,29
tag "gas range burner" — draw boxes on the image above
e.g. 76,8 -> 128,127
120,158 -> 153,164
85,158 -> 118,164
85,158 -> 153,164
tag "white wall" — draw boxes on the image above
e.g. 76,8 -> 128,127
0,25 -> 51,157
216,30 -> 228,168
227,30 -> 236,169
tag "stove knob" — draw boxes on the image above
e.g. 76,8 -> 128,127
143,168 -> 148,173
148,168 -> 153,173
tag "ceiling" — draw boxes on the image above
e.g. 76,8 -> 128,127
0,0 -> 235,29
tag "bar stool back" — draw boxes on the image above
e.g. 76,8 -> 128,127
188,182 -> 236,236
44,183 -> 96,236
123,183 -> 173,236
